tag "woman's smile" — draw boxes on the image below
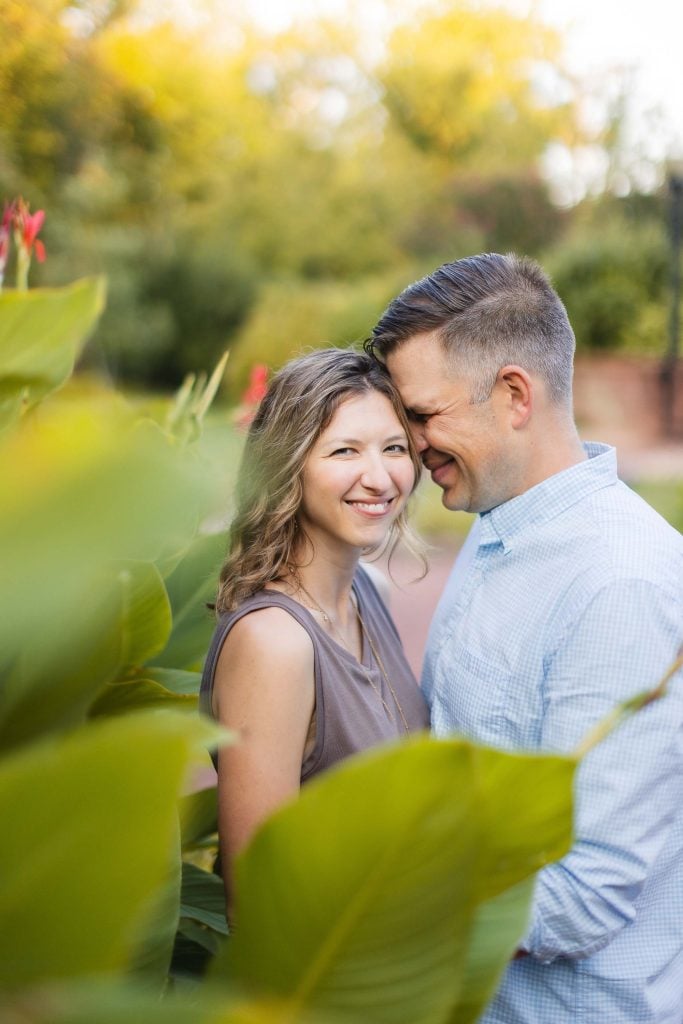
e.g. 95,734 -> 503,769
345,497 -> 396,517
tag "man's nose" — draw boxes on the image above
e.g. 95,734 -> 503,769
409,422 -> 429,454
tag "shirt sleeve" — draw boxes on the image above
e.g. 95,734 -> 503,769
521,579 -> 683,962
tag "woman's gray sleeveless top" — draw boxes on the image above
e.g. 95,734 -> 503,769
200,567 -> 429,782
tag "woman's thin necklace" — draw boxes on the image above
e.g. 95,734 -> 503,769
294,580 -> 410,735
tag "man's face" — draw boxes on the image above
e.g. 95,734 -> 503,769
386,331 -> 517,514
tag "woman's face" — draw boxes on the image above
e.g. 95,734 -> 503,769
298,391 -> 415,557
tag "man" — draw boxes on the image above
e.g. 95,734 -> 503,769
367,253 -> 683,1023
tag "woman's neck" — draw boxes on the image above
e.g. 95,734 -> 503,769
287,541 -> 359,625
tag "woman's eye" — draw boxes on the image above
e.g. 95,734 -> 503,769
331,447 -> 355,456
385,443 -> 408,454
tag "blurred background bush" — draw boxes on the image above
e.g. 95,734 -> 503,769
3,0 -> 679,401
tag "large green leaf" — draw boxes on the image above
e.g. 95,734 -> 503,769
0,401 -> 221,751
0,278 -> 106,428
90,679 -> 196,719
128,825 -> 182,986
180,862 -> 229,936
0,560 -> 173,751
90,666 -> 202,720
155,531 -> 227,670
147,667 -> 203,695
180,785 -> 218,850
450,878 -> 535,1024
0,711 -> 220,990
212,737 -> 574,1024
0,982 -> 334,1024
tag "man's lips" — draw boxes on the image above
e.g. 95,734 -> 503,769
427,458 -> 455,485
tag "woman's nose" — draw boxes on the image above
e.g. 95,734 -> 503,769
360,455 -> 393,490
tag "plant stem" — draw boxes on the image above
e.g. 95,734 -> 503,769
574,651 -> 683,759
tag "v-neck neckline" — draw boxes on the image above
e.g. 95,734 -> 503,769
274,580 -> 372,671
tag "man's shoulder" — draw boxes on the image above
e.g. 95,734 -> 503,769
588,480 -> 682,578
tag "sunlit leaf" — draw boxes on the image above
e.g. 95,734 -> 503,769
0,561 -> 173,752
90,679 -> 196,718
0,981 -> 329,1024
147,667 -> 203,695
0,712 -> 220,990
155,531 -> 227,670
213,737 -> 574,1024
0,400 -> 221,749
180,784 -> 218,850
0,278 -> 106,425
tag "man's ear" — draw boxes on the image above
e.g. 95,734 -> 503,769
497,365 -> 532,429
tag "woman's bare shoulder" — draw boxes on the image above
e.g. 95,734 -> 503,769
217,604 -> 314,676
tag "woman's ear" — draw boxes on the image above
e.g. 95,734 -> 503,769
497,365 -> 533,429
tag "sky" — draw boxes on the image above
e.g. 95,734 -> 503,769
242,0 -> 683,170
533,0 -> 683,156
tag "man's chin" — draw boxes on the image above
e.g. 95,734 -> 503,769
440,488 -> 467,513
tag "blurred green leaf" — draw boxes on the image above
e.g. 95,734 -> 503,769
180,862 -> 229,936
0,560 -> 173,752
90,679 -> 196,719
180,785 -> 218,850
128,827 -> 182,986
0,982 -> 332,1023
0,278 -> 106,429
214,737 -> 574,1024
0,401 -> 221,749
0,711 -> 219,990
451,878 -> 535,1024
155,531 -> 227,670
178,916 -> 223,956
147,667 -> 203,695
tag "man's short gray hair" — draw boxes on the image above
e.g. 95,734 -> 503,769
366,252 -> 575,406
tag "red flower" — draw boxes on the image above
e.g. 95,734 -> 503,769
234,364 -> 269,430
14,198 -> 46,263
242,364 -> 269,405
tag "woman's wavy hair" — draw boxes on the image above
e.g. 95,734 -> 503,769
215,347 -> 424,613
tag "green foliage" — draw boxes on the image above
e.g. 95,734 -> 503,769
380,6 -> 573,169
1,0 -> 619,385
634,479 -> 683,533
546,209 -> 669,352
0,276 -> 106,430
0,711 -> 216,990
0,264 -> 576,1023
1,262 -> 679,1023
227,271 -> 414,396
411,480 -> 476,541
216,738 -> 574,1024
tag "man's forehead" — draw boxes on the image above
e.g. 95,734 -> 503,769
386,338 -> 464,403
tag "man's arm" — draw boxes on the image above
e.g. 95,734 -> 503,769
520,579 -> 683,963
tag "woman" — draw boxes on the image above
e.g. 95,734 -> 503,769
200,348 -> 429,900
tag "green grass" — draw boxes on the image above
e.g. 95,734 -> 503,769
633,479 -> 683,533
410,479 -> 475,541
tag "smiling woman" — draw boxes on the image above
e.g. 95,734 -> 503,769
200,348 -> 429,914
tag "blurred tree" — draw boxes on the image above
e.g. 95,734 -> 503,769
0,0 -> 657,386
546,194 -> 668,351
380,4 -> 578,170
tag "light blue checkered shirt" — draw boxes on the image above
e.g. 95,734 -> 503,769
423,443 -> 683,1023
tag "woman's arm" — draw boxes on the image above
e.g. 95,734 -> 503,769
212,605 -> 315,901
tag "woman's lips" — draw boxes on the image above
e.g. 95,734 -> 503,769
346,498 -> 395,518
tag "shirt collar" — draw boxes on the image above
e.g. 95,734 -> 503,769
478,442 -> 618,552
